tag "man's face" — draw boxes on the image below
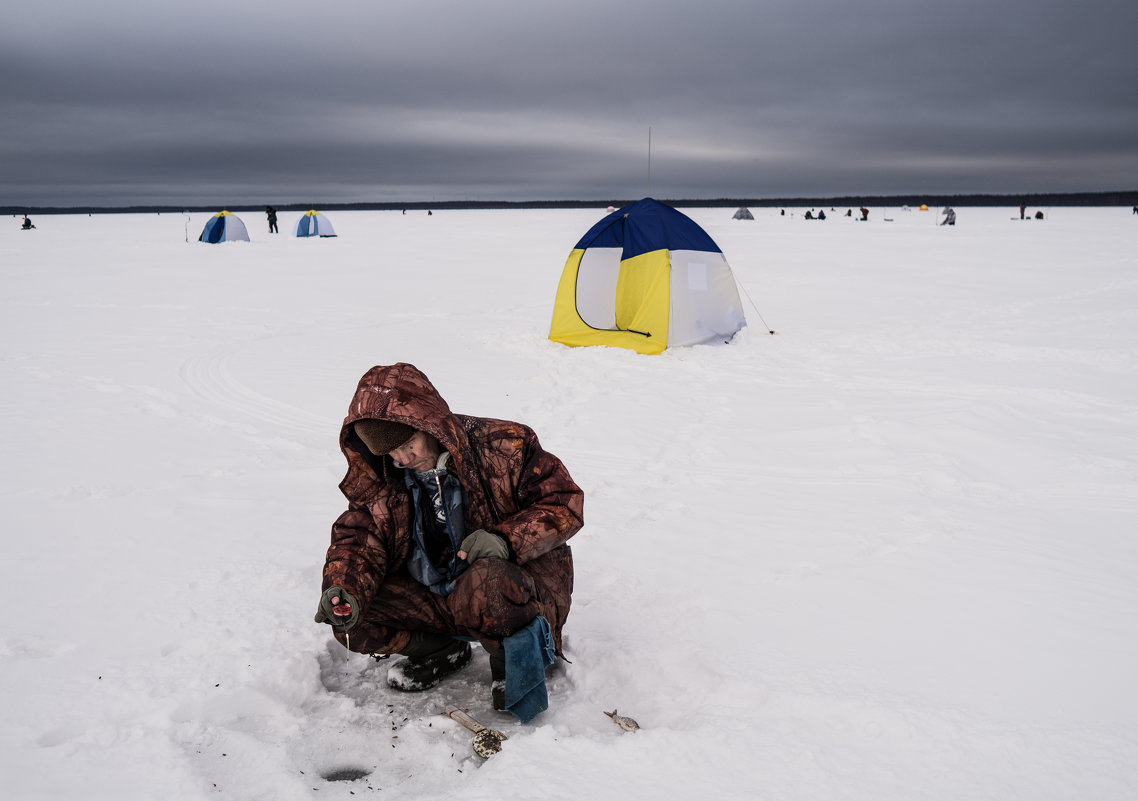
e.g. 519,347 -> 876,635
389,430 -> 443,472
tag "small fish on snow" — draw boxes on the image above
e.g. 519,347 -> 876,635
604,709 -> 640,732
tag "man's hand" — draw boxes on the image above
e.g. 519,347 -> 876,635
458,529 -> 509,563
314,587 -> 360,631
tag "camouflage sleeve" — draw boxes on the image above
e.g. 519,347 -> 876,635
322,506 -> 390,613
495,431 -> 584,565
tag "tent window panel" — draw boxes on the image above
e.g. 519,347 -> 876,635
668,251 -> 746,346
687,261 -> 708,291
575,247 -> 623,330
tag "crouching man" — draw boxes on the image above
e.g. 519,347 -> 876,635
315,363 -> 583,720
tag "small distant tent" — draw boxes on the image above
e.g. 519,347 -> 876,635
199,211 -> 250,243
733,207 -> 754,220
295,210 -> 337,238
549,198 -> 747,355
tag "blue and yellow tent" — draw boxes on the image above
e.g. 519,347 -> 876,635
199,211 -> 250,243
549,198 -> 746,354
295,209 -> 337,238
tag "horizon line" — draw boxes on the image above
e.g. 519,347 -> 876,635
6,189 -> 1138,215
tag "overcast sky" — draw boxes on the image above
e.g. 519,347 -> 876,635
3,0 -> 1136,207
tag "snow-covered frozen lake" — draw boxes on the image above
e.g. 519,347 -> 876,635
3,204 -> 1136,799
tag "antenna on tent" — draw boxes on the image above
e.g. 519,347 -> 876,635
647,126 -> 652,197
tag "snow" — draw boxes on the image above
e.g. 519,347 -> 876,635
3,205 -> 1137,799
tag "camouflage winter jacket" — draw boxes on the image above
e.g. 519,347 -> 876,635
322,363 -> 584,641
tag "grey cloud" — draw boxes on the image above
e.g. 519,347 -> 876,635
3,0 -> 1136,206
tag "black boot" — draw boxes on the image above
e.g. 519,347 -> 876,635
387,632 -> 472,692
486,644 -> 506,711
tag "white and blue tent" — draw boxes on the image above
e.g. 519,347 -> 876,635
199,211 -> 250,243
295,210 -> 337,238
549,198 -> 747,354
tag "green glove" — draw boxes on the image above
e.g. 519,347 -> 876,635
459,529 -> 509,563
314,587 -> 360,631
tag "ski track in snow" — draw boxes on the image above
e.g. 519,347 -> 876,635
179,347 -> 334,439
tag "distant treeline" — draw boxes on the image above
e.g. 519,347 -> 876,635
6,190 -> 1137,216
